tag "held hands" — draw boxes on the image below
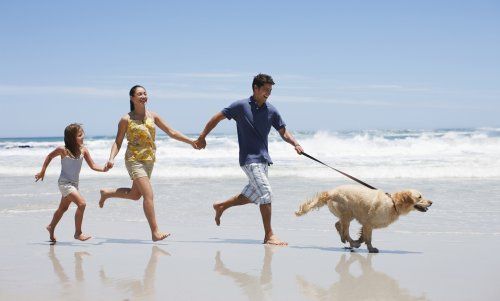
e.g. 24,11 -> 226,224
35,171 -> 45,182
105,160 -> 114,170
190,140 -> 201,150
194,136 -> 207,149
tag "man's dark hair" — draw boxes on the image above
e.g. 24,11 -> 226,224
252,73 -> 275,90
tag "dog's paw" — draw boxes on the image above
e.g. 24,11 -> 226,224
349,241 -> 361,249
368,247 -> 379,253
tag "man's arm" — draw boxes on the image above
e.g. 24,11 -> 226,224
278,127 -> 304,154
196,112 -> 227,149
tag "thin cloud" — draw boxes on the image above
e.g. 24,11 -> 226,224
111,72 -> 250,80
272,95 -> 485,109
0,85 -> 122,97
0,83 -> 494,111
334,84 -> 432,92
0,84 -> 243,101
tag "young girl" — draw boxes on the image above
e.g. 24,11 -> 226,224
35,123 -> 108,242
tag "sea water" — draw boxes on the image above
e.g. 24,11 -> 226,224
1,128 -> 499,233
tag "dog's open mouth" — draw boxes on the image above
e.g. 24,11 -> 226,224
414,204 -> 429,212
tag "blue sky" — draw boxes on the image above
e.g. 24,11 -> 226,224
1,1 -> 499,137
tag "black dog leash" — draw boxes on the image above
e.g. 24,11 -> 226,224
301,152 -> 398,212
300,152 -> 378,190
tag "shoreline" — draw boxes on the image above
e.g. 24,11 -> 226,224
1,176 -> 499,300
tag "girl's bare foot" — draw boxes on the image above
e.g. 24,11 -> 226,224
46,225 -> 56,242
264,235 -> 288,246
98,189 -> 107,208
213,202 -> 224,226
74,233 -> 92,241
152,231 -> 170,242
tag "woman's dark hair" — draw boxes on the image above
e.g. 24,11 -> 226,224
64,123 -> 83,158
129,85 -> 145,112
252,73 -> 275,90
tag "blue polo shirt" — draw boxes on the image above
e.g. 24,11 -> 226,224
222,97 -> 286,166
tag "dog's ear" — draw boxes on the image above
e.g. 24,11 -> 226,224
393,191 -> 415,205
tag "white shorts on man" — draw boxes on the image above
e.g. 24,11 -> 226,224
240,163 -> 272,204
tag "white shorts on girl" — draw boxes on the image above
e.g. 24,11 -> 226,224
58,180 -> 79,198
241,163 -> 272,205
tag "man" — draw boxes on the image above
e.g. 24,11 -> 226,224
196,74 -> 304,245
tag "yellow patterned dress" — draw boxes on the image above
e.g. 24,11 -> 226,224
124,114 -> 156,179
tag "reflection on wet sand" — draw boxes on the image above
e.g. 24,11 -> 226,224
48,245 -> 90,298
296,253 -> 427,301
214,245 -> 276,301
99,246 -> 170,300
48,245 -> 170,300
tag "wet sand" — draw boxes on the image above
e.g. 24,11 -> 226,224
1,176 -> 499,300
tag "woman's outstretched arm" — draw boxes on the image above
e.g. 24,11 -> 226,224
106,117 -> 128,169
152,112 -> 198,149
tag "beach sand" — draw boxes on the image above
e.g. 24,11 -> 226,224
1,175 -> 499,300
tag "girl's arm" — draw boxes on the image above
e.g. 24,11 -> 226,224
83,147 -> 108,172
35,146 -> 65,181
106,117 -> 128,169
152,111 -> 198,149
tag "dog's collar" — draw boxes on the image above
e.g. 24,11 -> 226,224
386,192 -> 399,214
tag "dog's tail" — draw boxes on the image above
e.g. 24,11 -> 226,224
295,191 -> 330,216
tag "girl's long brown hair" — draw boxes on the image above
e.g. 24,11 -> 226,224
64,123 -> 83,158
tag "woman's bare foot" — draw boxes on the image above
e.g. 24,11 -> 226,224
213,202 -> 224,226
152,231 -> 170,242
74,251 -> 91,259
46,225 -> 56,242
264,235 -> 288,246
98,189 -> 107,208
74,233 -> 92,241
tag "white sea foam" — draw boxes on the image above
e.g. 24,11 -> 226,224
2,128 -> 500,179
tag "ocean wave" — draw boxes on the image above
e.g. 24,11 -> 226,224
1,128 -> 499,179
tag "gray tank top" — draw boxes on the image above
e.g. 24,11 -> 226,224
58,153 -> 83,183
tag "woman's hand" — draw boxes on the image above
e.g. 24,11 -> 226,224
190,140 -> 199,150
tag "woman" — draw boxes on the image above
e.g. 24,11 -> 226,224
99,85 -> 198,241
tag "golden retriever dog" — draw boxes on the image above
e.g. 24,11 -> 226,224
295,185 -> 432,253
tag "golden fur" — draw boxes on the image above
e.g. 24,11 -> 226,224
295,185 -> 432,253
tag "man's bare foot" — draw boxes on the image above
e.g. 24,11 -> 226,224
46,225 -> 56,242
152,231 -> 170,242
98,189 -> 107,208
213,202 -> 224,226
264,235 -> 288,246
74,233 -> 92,241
